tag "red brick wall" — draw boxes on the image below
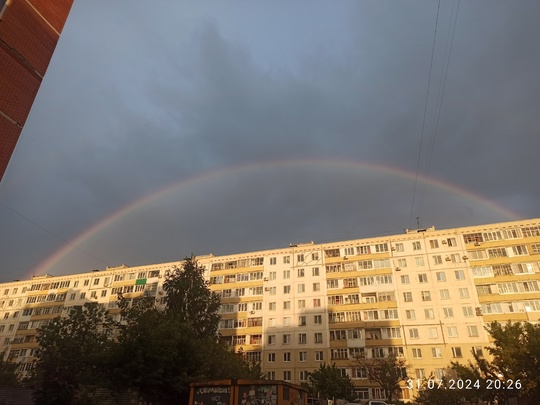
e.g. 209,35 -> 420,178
0,114 -> 23,180
28,0 -> 74,33
0,0 -> 59,76
0,0 -> 74,181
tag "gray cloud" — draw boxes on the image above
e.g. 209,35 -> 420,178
1,1 -> 538,282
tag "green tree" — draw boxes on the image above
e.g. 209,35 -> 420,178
414,375 -> 464,405
0,350 -> 21,388
111,257 -> 264,404
302,363 -> 355,401
355,353 -> 409,402
163,256 -> 221,338
31,302 -> 116,405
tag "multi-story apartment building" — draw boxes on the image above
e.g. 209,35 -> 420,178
1,218 -> 539,401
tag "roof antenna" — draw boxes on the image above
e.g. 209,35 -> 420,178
416,216 -> 420,229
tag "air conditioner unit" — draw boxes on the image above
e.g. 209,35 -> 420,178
474,242 -> 481,247
391,247 -> 396,251
442,240 -> 447,244
263,277 -> 269,281
343,256 -> 348,260
264,287 -> 269,291
395,267 -> 401,272
250,310 -> 256,314
445,256 -> 451,261
462,256 -> 469,260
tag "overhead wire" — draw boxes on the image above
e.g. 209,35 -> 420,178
417,0 -> 461,216
408,0 -> 442,229
0,199 -> 109,268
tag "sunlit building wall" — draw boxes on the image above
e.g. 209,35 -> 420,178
1,218 -> 539,401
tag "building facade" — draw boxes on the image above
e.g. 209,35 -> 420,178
0,0 -> 74,181
1,218 -> 539,401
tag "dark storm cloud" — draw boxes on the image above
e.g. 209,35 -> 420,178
0,1 -> 539,282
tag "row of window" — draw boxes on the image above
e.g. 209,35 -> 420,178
404,306 -> 479,320
267,332 -> 325,345
267,350 -> 325,363
408,324 -> 479,340
399,270 -> 465,284
403,288 -> 470,303
463,227 -> 540,244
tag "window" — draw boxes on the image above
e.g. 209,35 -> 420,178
283,352 -> 291,361
412,348 -> 422,358
424,308 -> 435,319
436,272 -> 446,282
455,270 -> 466,280
268,318 -> 276,327
298,299 -> 305,308
447,326 -> 458,338
315,351 -> 324,361
440,289 -> 450,300
432,347 -> 442,358
433,255 -> 443,265
283,335 -> 291,345
268,335 -> 276,345
83,279 -> 90,286
283,317 -> 291,326
447,237 -> 457,246
459,288 -> 470,299
298,333 -> 307,344
298,268 -> 305,277
314,333 -> 323,343
416,369 -> 426,379
283,270 -> 290,279
283,256 -> 290,264
412,241 -> 421,250
463,306 -> 474,317
268,353 -> 275,362
452,347 -> 463,358
394,243 -> 404,252
269,302 -> 276,311
283,301 -> 291,310
428,327 -> 438,338
268,286 -> 276,295
405,309 -> 416,320
415,257 -> 425,266
283,371 -> 291,381
80,292 -> 86,299
374,243 -> 389,253
344,247 -> 355,256
418,274 -> 428,283
299,351 -> 307,362
400,275 -> 410,284
269,257 -> 276,265
443,307 -> 454,318
314,315 -> 322,324
312,267 -> 320,276
327,280 -> 339,289
397,258 -> 407,268
468,325 -> 479,337
409,328 -> 419,339
283,285 -> 291,294
299,316 -> 306,326
430,240 -> 439,249
421,291 -> 431,301
473,346 -> 484,357
313,283 -> 320,292
297,254 -> 305,262
312,252 -> 319,261
403,292 -> 413,302
269,271 -> 276,280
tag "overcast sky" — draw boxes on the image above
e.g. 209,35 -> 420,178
1,1 -> 539,282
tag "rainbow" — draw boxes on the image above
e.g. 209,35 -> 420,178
31,158 -> 522,277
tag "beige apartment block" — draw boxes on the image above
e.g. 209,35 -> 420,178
1,218 -> 539,401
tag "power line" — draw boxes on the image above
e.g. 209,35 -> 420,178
409,0 -> 442,229
0,200 -> 108,267
418,0 -> 461,216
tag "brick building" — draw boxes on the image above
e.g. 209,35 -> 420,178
0,0 -> 73,181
